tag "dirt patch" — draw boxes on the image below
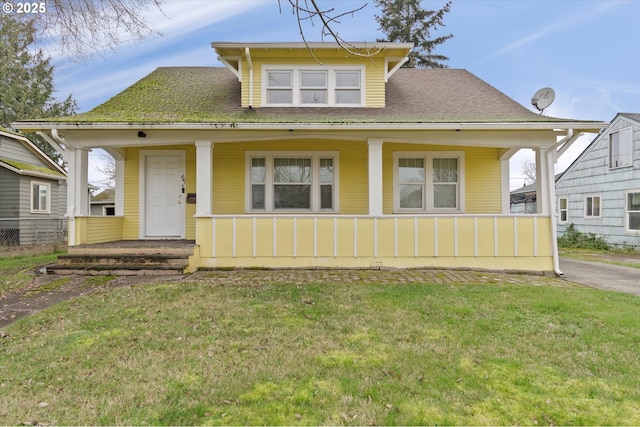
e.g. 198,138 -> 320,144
0,273 -> 185,328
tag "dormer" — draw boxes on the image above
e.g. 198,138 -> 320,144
212,42 -> 413,109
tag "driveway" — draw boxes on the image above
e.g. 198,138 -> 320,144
560,257 -> 640,297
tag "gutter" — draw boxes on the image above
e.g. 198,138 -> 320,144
16,121 -> 609,133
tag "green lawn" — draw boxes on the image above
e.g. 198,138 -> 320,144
0,252 -> 62,298
1,270 -> 640,425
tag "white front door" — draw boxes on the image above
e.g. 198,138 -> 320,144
143,152 -> 185,238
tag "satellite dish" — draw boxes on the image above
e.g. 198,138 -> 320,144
531,87 -> 555,113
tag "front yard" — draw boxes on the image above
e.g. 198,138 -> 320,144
1,253 -> 639,425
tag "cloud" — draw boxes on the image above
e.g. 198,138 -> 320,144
489,1 -> 623,59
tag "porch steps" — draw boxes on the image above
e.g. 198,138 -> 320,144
47,240 -> 197,276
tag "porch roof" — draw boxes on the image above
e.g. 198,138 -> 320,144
15,67 -> 606,132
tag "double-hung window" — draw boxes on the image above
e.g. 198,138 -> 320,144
609,127 -> 633,168
31,181 -> 50,213
626,191 -> 640,231
247,152 -> 338,212
394,152 -> 464,213
585,195 -> 601,218
264,66 -> 363,106
558,197 -> 568,223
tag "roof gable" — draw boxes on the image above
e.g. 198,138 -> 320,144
0,127 -> 66,177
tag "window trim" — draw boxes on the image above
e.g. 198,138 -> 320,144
625,189 -> 640,232
30,180 -> 51,214
245,151 -> 340,213
558,197 -> 568,224
262,65 -> 365,107
392,151 -> 465,213
584,194 -> 602,219
608,126 -> 633,169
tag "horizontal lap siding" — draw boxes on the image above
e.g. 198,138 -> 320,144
382,144 -> 501,214
212,140 -> 368,215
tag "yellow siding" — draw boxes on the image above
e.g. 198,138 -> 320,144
382,143 -> 502,214
212,140 -> 368,215
201,215 -> 555,272
74,217 -> 123,244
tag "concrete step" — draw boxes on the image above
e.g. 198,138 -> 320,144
50,240 -> 197,276
46,263 -> 188,276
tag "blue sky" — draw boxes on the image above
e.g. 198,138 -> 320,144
48,0 -> 640,188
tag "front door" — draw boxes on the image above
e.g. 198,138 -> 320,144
143,152 -> 185,238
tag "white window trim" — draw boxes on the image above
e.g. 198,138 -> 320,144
608,126 -> 633,169
30,180 -> 51,214
262,65 -> 365,107
558,197 -> 568,224
584,194 -> 602,219
245,151 -> 340,213
393,151 -> 465,213
625,189 -> 640,233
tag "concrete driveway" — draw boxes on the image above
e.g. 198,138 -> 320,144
560,257 -> 640,297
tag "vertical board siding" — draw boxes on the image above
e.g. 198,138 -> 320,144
205,214 -> 553,271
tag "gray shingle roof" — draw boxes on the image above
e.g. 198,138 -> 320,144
37,67 -> 585,125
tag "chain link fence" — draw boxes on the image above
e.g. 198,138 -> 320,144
0,218 -> 68,248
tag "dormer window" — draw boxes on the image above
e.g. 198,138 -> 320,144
264,66 -> 364,107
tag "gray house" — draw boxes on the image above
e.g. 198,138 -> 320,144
556,113 -> 640,248
0,127 -> 67,246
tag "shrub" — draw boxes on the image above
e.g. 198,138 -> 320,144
558,223 -> 610,250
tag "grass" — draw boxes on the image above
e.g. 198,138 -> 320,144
2,273 -> 640,425
0,252 -> 63,297
559,247 -> 640,269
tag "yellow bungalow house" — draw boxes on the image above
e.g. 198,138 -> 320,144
15,42 -> 607,274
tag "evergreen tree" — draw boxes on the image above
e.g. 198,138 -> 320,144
375,0 -> 453,68
0,15 -> 77,164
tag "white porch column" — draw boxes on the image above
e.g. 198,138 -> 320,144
73,147 -> 90,217
367,138 -> 384,216
195,140 -> 213,216
535,148 -> 551,214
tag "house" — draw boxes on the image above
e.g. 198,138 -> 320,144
510,182 -> 537,214
0,127 -> 67,246
90,188 -> 116,216
556,113 -> 640,249
14,42 -> 607,274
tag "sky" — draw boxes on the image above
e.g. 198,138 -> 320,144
44,0 -> 640,189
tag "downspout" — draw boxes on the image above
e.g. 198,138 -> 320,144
547,128 -> 575,276
245,47 -> 253,108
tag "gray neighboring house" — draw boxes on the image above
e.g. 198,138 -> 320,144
90,188 -> 115,216
0,127 -> 67,245
510,182 -> 538,214
556,113 -> 640,248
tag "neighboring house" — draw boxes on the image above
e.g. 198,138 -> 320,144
15,42 -> 607,273
90,188 -> 116,216
556,113 -> 640,248
510,182 -> 537,214
0,127 -> 67,245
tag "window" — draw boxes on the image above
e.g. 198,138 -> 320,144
609,127 -> 633,168
264,66 -> 363,106
626,191 -> 640,231
585,195 -> 601,218
394,152 -> 464,213
31,181 -> 50,213
247,152 -> 338,212
558,197 -> 568,223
